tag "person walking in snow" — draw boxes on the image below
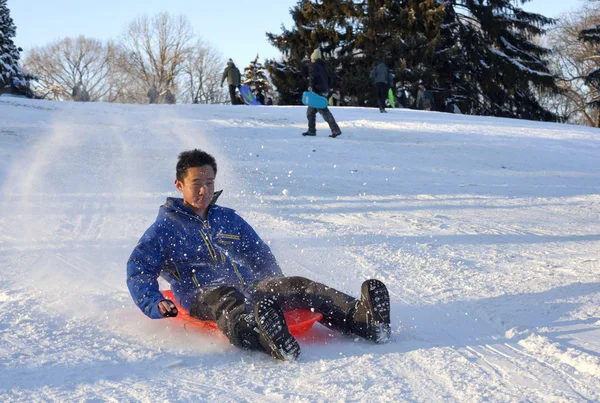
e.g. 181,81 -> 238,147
370,61 -> 393,113
126,149 -> 391,361
221,59 -> 242,105
302,48 -> 342,138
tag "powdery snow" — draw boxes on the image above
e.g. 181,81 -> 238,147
0,97 -> 599,402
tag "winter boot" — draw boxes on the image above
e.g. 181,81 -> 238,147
254,298 -> 301,361
379,108 -> 387,113
348,279 -> 391,343
329,132 -> 342,138
302,131 -> 316,136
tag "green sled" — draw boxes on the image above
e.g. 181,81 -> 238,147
388,88 -> 395,108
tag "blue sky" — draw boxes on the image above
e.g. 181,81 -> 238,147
9,0 -> 582,68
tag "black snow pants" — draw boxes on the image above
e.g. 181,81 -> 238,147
228,84 -> 239,105
306,106 -> 341,135
376,82 -> 390,110
189,276 -> 357,349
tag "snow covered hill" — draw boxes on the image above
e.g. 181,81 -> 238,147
1,97 -> 599,402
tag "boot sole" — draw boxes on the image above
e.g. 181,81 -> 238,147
255,299 -> 301,361
361,279 -> 391,343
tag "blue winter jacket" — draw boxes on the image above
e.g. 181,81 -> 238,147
126,197 -> 283,319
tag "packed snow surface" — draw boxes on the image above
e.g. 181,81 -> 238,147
1,97 -> 599,402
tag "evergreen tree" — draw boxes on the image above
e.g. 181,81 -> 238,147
242,54 -> 270,94
0,0 -> 26,87
578,8 -> 600,126
266,0 -> 560,121
266,0 -> 352,105
450,0 -> 560,120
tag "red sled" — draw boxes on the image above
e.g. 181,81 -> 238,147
162,290 -> 323,336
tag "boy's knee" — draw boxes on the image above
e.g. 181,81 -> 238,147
190,285 -> 247,319
285,276 -> 311,291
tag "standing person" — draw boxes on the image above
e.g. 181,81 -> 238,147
127,149 -> 391,361
370,61 -> 393,113
163,88 -> 176,104
415,82 -> 426,110
266,97 -> 273,105
72,81 -> 90,102
147,84 -> 159,104
329,88 -> 341,106
255,89 -> 265,105
302,48 -> 342,138
396,86 -> 408,108
221,59 -> 242,105
72,82 -> 82,102
415,81 -> 434,110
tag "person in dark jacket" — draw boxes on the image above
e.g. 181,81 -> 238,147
147,84 -> 159,104
302,49 -> 342,138
72,81 -> 90,102
255,89 -> 265,105
370,62 -> 393,113
221,59 -> 242,105
127,149 -> 391,361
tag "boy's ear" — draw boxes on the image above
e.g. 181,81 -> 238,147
174,178 -> 183,192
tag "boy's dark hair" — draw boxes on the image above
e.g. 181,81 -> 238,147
176,149 -> 217,182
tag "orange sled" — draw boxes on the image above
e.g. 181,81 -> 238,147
162,290 -> 323,336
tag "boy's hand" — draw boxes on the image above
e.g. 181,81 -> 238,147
158,300 -> 178,317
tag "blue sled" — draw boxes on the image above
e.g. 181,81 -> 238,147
302,91 -> 328,109
239,85 -> 261,105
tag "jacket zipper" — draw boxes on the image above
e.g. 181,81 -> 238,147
181,209 -> 245,288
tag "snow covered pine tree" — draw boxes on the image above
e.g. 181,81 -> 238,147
0,0 -> 26,93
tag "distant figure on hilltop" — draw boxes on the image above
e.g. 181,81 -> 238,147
72,81 -> 90,102
147,85 -> 159,104
163,88 -> 176,105
329,88 -> 341,106
415,81 -> 434,111
370,61 -> 393,113
255,88 -> 265,105
396,84 -> 408,108
302,48 -> 342,138
221,59 -> 242,105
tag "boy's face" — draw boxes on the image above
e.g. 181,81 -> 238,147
175,165 -> 215,215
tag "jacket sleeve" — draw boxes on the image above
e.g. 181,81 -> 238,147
237,216 -> 283,277
221,68 -> 228,85
126,224 -> 166,319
